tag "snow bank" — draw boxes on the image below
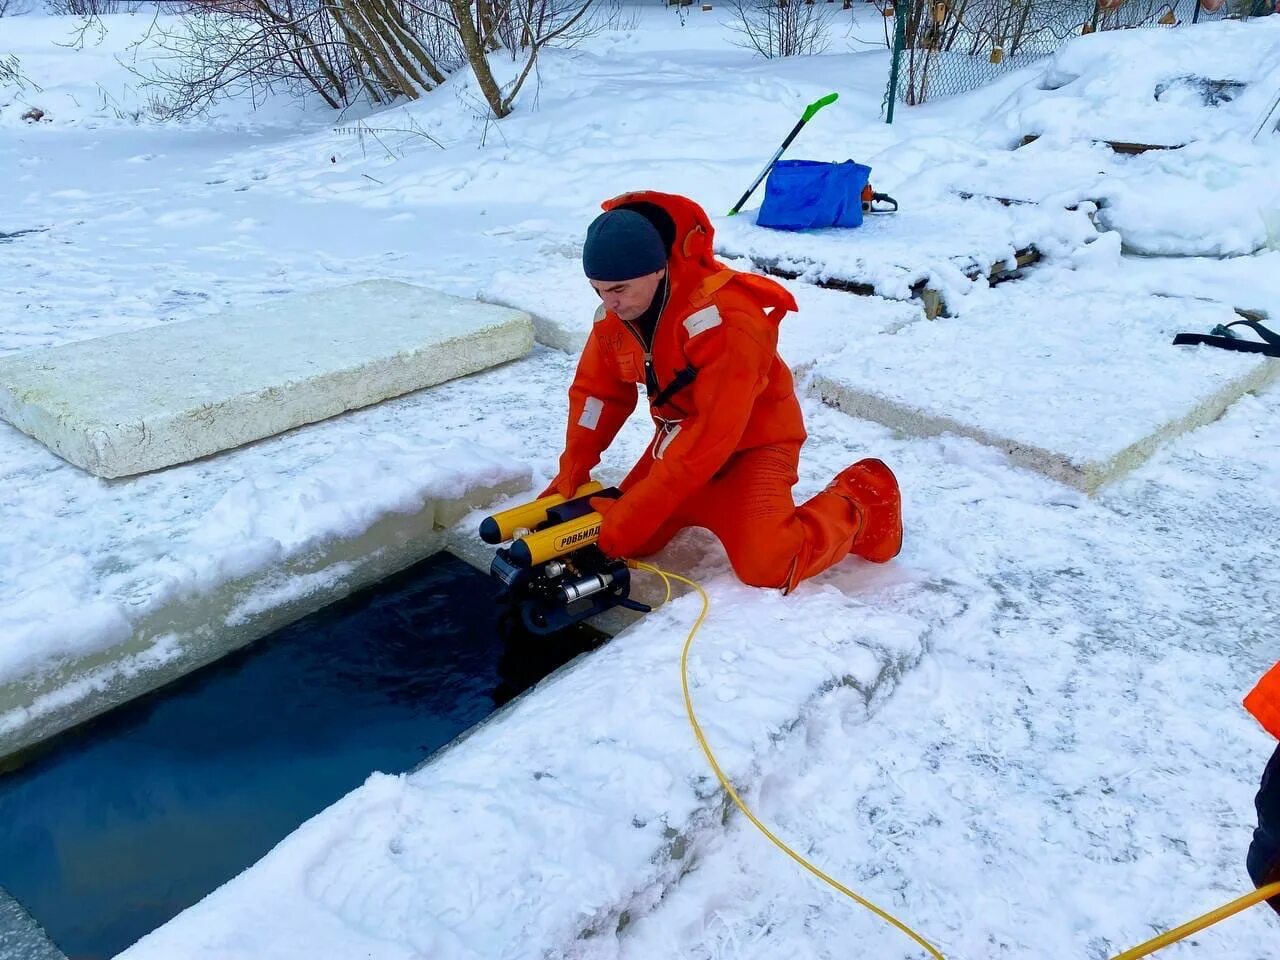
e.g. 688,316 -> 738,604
976,18 -> 1280,256
990,18 -> 1280,148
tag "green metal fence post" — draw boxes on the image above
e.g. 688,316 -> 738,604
885,0 -> 909,124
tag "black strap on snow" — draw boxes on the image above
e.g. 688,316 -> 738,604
1172,334 -> 1280,357
1224,318 -> 1280,347
650,364 -> 698,409
1173,318 -> 1280,358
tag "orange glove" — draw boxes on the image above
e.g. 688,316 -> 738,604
539,459 -> 591,499
591,495 -> 647,559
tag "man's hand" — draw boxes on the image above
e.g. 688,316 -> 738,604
590,495 -> 646,559
539,466 -> 589,500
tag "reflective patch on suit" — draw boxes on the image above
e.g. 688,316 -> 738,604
578,396 -> 604,430
653,422 -> 682,460
593,304 -> 607,324
683,305 -> 722,339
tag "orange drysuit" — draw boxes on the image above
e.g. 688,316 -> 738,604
545,191 -> 902,591
1247,662 -> 1280,741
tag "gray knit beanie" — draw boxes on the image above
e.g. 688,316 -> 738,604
582,209 -> 667,282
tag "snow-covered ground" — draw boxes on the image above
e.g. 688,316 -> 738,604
3,5 -> 1280,959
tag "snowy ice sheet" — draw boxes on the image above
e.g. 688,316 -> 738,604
810,264 -> 1277,491
1107,249 -> 1280,319
0,280 -> 534,477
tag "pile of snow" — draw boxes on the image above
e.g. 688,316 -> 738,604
989,17 -> 1280,147
970,17 -> 1280,256
1094,136 -> 1280,256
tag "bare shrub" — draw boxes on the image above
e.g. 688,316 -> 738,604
446,0 -> 599,117
1,54 -> 31,87
136,0 -> 603,121
726,0 -> 836,58
45,0 -> 151,13
135,0 -> 456,116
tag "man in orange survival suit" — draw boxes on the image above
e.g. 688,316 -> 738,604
1245,661 -> 1280,913
541,191 -> 902,593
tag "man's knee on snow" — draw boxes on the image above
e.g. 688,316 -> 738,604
728,551 -> 793,590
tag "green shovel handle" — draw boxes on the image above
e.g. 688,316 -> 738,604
801,92 -> 839,123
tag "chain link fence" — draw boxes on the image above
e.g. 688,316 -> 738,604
882,0 -> 1266,114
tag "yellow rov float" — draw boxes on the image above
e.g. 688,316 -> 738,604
479,482 -> 651,634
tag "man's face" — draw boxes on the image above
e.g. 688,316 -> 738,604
590,268 -> 666,324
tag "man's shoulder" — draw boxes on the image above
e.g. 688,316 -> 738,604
699,283 -> 775,334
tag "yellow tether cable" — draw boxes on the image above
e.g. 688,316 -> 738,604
630,561 -> 945,960
629,561 -> 1280,960
1109,881 -> 1280,960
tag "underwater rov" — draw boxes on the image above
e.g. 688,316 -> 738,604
480,482 -> 652,635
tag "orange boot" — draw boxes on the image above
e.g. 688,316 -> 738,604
829,459 -> 902,563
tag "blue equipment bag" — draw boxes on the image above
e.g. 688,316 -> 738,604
757,159 -> 872,231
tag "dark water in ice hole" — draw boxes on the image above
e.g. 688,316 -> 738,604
0,551 -> 605,960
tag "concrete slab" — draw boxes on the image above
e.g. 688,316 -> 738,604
714,196 -> 1097,309
0,281 -> 534,478
808,287 -> 1279,492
